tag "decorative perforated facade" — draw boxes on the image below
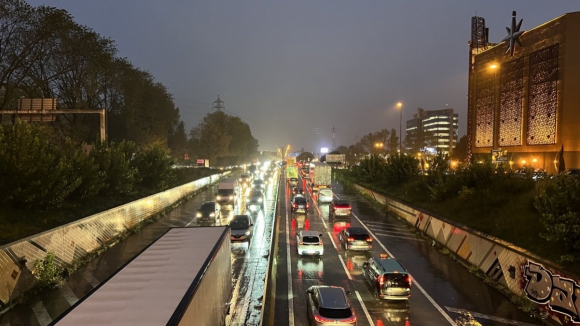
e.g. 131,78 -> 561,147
467,12 -> 580,172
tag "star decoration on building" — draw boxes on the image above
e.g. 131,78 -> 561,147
502,11 -> 524,56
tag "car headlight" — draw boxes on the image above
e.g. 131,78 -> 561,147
216,195 -> 221,200
258,198 -> 262,202
209,213 -> 215,217
229,196 -> 233,200
196,212 -> 202,217
245,231 -> 251,236
247,199 -> 250,203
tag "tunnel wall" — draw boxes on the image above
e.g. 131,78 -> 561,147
0,171 -> 230,306
354,183 -> 579,326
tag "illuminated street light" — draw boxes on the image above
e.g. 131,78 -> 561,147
397,102 -> 403,154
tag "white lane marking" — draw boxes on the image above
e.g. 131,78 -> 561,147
285,188 -> 295,326
334,194 -> 456,325
445,306 -> 538,326
59,283 -> 79,306
327,231 -> 337,250
31,301 -> 52,325
314,202 -> 328,229
374,232 -> 426,242
355,291 -> 375,326
338,255 -> 353,280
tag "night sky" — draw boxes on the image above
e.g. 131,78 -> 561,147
26,1 -> 580,153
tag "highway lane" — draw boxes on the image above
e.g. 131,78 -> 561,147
271,175 -> 541,326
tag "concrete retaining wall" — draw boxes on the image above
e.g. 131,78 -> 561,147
0,171 -> 229,306
354,183 -> 580,326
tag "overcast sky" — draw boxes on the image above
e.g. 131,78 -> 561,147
27,0 -> 579,153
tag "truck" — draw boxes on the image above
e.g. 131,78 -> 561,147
286,165 -> 298,180
310,162 -> 332,193
216,177 -> 239,207
50,227 -> 232,326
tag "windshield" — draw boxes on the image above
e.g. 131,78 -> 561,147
200,204 -> 214,212
230,217 -> 249,229
318,307 -> 352,319
302,236 -> 319,243
218,189 -> 233,196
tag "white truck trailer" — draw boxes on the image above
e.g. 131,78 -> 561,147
50,227 -> 232,326
310,162 -> 332,193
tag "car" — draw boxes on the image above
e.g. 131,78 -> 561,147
196,201 -> 221,223
239,173 -> 253,187
330,199 -> 351,217
339,227 -> 373,251
229,214 -> 253,241
246,189 -> 265,211
291,195 -> 309,213
318,188 -> 333,204
362,254 -> 411,301
296,230 -> 324,256
288,177 -> 299,187
306,285 -> 357,325
292,187 -> 304,196
565,168 -> 580,176
252,179 -> 265,189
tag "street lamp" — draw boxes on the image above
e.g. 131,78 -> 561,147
397,102 -> 403,154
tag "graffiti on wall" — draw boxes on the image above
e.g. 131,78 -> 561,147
524,261 -> 580,323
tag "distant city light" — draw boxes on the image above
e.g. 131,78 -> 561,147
320,147 -> 329,154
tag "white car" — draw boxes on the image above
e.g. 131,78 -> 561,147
297,231 -> 324,256
317,188 -> 333,204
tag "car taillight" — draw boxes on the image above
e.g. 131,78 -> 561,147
307,203 -> 310,209
407,275 -> 412,286
366,237 -> 372,242
314,315 -> 335,323
347,237 -> 355,242
378,275 -> 384,286
293,203 -> 297,207
299,241 -> 304,245
343,315 -> 357,324
318,241 -> 323,245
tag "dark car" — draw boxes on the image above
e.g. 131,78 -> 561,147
230,214 -> 253,241
339,227 -> 373,251
306,285 -> 357,325
246,189 -> 265,211
293,187 -> 304,196
252,179 -> 265,189
362,255 -> 411,301
196,201 -> 221,222
291,195 -> 309,214
330,199 -> 351,217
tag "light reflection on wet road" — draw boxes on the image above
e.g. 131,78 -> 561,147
270,176 -> 542,326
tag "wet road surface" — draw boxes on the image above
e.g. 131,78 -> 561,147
0,173 -> 279,326
270,176 -> 542,326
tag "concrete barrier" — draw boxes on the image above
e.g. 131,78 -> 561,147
353,183 -> 580,326
0,171 -> 230,306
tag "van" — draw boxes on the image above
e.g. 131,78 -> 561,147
216,177 -> 239,207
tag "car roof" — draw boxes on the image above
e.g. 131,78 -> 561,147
299,231 -> 320,237
373,257 -> 407,274
232,214 -> 249,221
346,227 -> 368,234
317,287 -> 349,309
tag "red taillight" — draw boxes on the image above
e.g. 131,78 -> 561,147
314,315 -> 330,323
366,237 -> 373,242
307,203 -> 310,209
293,203 -> 297,207
347,237 -> 355,242
299,241 -> 304,245
344,315 -> 357,324
407,275 -> 412,286
378,275 -> 384,286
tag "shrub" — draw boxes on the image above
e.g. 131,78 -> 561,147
33,252 -> 64,289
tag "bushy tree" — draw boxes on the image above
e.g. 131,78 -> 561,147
132,142 -> 176,193
0,121 -> 82,209
91,140 -> 140,197
535,175 -> 580,254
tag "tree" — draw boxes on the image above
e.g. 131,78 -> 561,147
450,135 -> 468,162
298,152 -> 314,162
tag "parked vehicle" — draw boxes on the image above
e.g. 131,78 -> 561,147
306,285 -> 357,325
297,231 -> 324,256
216,178 -> 239,207
230,215 -> 254,241
362,254 -> 411,301
339,227 -> 372,251
50,227 -> 232,326
330,199 -> 351,217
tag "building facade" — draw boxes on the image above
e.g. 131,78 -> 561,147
405,108 -> 459,155
467,12 -> 580,173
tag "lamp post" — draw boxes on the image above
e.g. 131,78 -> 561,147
397,102 -> 403,154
